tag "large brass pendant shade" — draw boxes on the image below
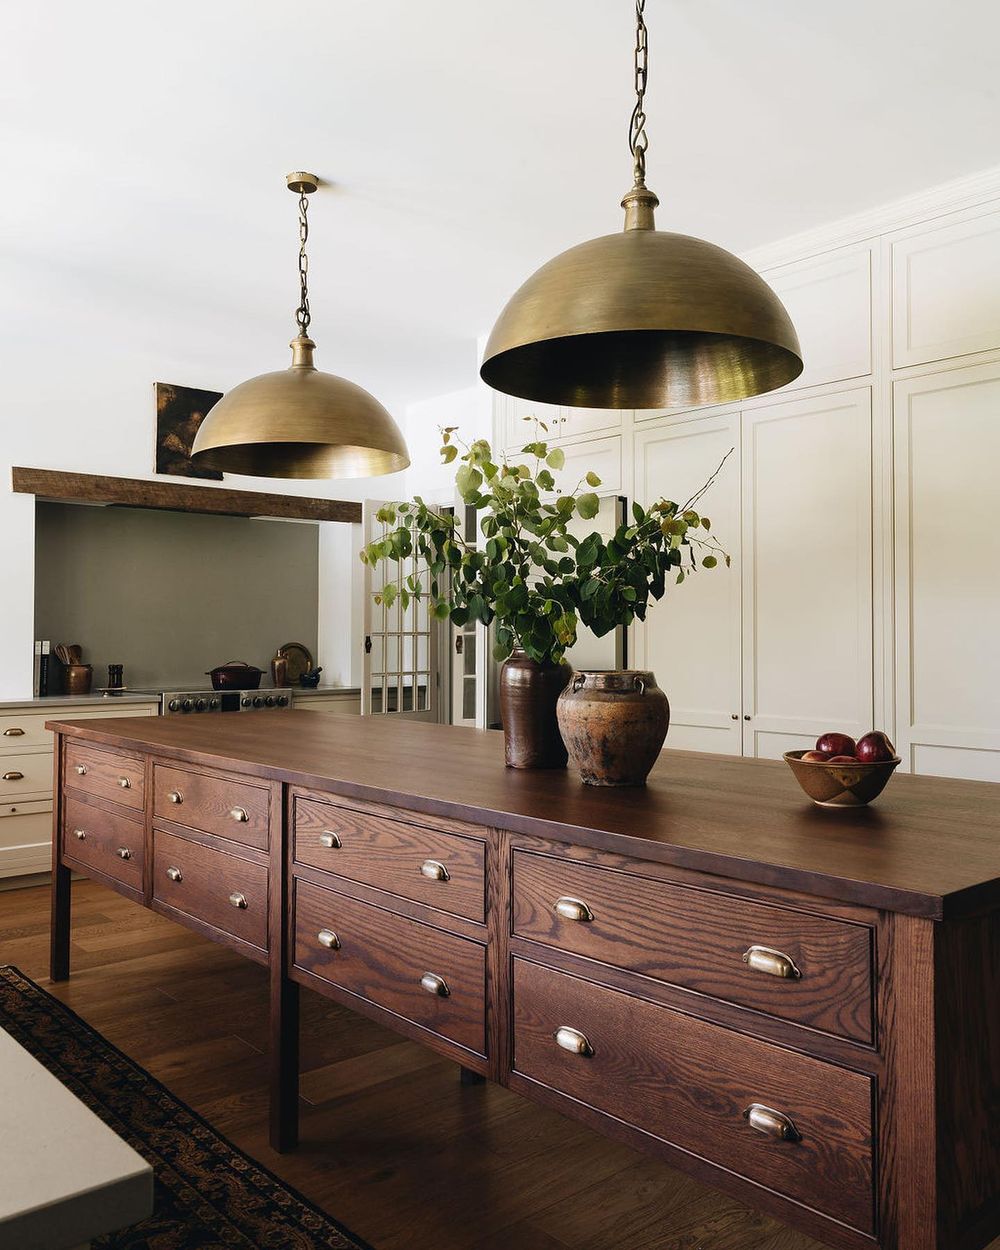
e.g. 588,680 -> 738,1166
480,7 -> 803,410
192,174 -> 409,480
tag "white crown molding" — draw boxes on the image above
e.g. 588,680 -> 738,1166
742,163 -> 1000,274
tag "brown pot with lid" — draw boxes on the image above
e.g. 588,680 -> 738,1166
557,670 -> 669,786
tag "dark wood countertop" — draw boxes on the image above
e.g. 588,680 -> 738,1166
47,712 -> 1000,920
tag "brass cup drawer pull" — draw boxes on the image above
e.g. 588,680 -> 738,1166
116,847 -> 132,860
554,896 -> 594,923
554,1026 -> 594,1057
2,727 -> 25,737
420,859 -> 450,882
2,771 -> 24,782
229,806 -> 249,823
73,828 -> 86,840
166,866 -> 183,882
229,891 -> 248,910
319,831 -> 342,849
167,790 -> 183,804
117,776 -> 132,789
74,764 -> 88,776
742,945 -> 801,980
317,928 -> 341,950
743,1103 -> 801,1142
420,971 -> 451,998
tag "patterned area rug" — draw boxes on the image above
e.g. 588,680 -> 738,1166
0,966 -> 373,1249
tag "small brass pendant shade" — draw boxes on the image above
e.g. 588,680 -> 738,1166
191,173 -> 409,480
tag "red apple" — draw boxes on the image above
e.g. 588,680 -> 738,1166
816,731 -> 857,757
856,731 -> 895,763
801,750 -> 831,762
828,754 -> 858,763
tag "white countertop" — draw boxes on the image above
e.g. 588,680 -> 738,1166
0,694 -> 161,711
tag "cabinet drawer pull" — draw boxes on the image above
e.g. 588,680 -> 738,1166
319,831 -> 342,849
166,866 -> 183,882
73,828 -> 86,840
229,806 -> 249,823
2,771 -> 24,782
742,945 -> 801,980
555,896 -> 594,923
117,776 -> 132,789
743,1103 -> 801,1142
420,859 -> 450,882
167,790 -> 183,804
229,891 -> 248,910
554,1026 -> 594,1057
2,727 -> 25,737
74,764 -> 88,776
420,971 -> 450,997
116,847 -> 132,860
317,928 -> 341,950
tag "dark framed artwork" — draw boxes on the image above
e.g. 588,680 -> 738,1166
155,382 -> 224,480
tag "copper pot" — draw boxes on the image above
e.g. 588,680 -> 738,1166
499,650 -> 572,769
63,664 -> 93,696
557,670 -> 669,786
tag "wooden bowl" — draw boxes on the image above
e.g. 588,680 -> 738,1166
783,750 -> 901,807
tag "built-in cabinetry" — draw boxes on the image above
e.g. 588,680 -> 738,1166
290,688 -> 362,716
493,184 -> 1000,780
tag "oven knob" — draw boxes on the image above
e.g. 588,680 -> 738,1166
241,696 -> 252,708
167,699 -> 181,712
210,698 -> 220,710
252,696 -> 264,708
276,695 -> 289,707
265,695 -> 275,707
181,699 -> 193,712
194,698 -> 207,712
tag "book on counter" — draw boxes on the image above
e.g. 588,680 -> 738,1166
34,640 -> 51,697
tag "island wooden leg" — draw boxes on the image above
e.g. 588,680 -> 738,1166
269,969 -> 299,1152
460,1065 -> 486,1086
50,861 -> 71,981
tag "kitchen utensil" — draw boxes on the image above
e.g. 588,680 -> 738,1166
64,664 -> 93,696
298,666 -> 323,689
55,644 -> 73,667
67,644 -> 82,665
783,750 -> 901,808
205,661 -> 264,691
276,642 -> 313,685
107,664 -> 124,690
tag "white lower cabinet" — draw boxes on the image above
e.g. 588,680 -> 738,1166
893,361 -> 1000,781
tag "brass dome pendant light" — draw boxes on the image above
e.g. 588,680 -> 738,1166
480,3 -> 803,410
192,173 -> 409,479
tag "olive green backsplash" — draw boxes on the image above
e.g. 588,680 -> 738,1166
34,502 -> 319,690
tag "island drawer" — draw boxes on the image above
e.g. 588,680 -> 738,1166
512,850 -> 874,1044
62,794 -> 144,891
293,878 -> 486,1055
293,796 -> 486,922
512,959 -> 875,1237
64,741 -> 145,811
153,828 -> 268,953
153,764 -> 270,850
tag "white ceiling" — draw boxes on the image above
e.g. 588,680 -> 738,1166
3,0 -> 999,411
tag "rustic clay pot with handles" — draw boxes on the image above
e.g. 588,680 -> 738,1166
499,649 -> 572,769
557,670 -> 670,786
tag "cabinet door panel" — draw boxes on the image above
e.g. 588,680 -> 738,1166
742,390 -> 873,758
893,362 -> 1000,779
633,415 -> 741,754
554,407 -> 625,441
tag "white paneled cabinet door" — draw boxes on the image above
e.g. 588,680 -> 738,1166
741,389 -> 873,758
893,363 -> 1000,780
633,414 -> 742,754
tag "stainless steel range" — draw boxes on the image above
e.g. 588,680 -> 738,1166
152,688 -> 293,714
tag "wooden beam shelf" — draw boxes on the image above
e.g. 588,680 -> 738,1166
12,467 -> 362,524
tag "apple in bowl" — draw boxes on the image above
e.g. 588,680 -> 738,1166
784,729 -> 900,807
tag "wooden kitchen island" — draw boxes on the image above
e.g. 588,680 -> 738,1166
48,712 -> 1000,1250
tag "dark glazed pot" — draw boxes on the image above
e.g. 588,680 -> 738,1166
557,670 -> 670,787
499,650 -> 572,769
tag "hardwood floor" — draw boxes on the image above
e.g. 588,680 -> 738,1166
0,879 -> 974,1250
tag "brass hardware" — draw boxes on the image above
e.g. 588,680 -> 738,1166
744,714 -> 751,721
478,1 -> 802,410
420,859 -> 450,882
420,972 -> 451,998
74,764 -> 88,776
364,635 -> 372,654
229,892 -> 248,910
167,790 -> 183,804
166,866 -> 183,882
455,635 -> 464,655
555,896 -> 594,923
554,1026 -> 594,1057
743,1103 -> 801,1142
73,828 -> 86,840
2,727 -> 24,737
319,831 -> 342,849
116,847 -> 131,860
2,771 -> 24,782
189,174 -> 409,481
317,928 -> 341,950
117,776 -> 131,789
731,713 -> 739,720
229,806 -> 249,823
742,945 -> 801,980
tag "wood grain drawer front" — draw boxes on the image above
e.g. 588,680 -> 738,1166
62,795 -> 143,890
153,765 -> 269,850
64,742 -> 145,810
293,878 -> 486,1054
513,960 -> 874,1236
0,751 -> 53,799
512,852 -> 874,1044
294,798 -> 485,922
153,829 -> 268,951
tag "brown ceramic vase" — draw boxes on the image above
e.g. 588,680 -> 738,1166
557,670 -> 670,786
499,650 -> 572,769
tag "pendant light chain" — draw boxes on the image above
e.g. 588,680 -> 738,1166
295,190 -> 311,337
629,0 -> 650,186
